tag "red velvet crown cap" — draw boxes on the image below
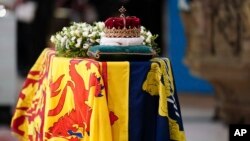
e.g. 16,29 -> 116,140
105,16 -> 141,29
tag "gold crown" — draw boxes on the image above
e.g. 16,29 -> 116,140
104,27 -> 141,38
104,6 -> 141,38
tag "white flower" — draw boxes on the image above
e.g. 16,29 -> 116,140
100,32 -> 105,37
89,38 -> 95,43
60,36 -> 67,44
146,31 -> 152,36
82,31 -> 89,37
71,36 -> 76,41
140,35 -> 145,40
66,40 -> 70,49
56,34 -> 62,40
60,41 -> 65,47
96,39 -> 100,43
75,38 -> 82,48
63,27 -> 67,31
81,23 -> 87,27
146,36 -> 151,43
96,22 -> 105,30
70,30 -> 75,35
50,36 -> 56,43
141,26 -> 146,32
83,44 -> 89,49
70,25 -> 76,30
93,26 -> 98,31
89,31 -> 97,37
74,30 -> 81,37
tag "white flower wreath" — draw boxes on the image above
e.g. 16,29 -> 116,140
50,22 -> 159,58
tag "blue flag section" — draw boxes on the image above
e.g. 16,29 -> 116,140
129,59 -> 185,141
129,61 -> 159,141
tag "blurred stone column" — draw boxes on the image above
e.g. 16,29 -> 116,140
181,0 -> 250,124
0,9 -> 17,126
0,9 -> 17,107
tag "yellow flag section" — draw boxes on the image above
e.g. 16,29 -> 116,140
11,49 -> 52,141
45,57 -> 112,141
106,62 -> 129,141
11,49 -> 114,141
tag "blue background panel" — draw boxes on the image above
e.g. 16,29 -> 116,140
167,0 -> 214,94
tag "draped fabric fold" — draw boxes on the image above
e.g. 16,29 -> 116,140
11,48 -> 185,141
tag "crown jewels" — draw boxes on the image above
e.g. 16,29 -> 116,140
104,6 -> 141,38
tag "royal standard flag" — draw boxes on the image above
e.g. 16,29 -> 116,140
11,48 -> 185,141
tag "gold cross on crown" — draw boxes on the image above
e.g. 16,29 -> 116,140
119,6 -> 126,17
